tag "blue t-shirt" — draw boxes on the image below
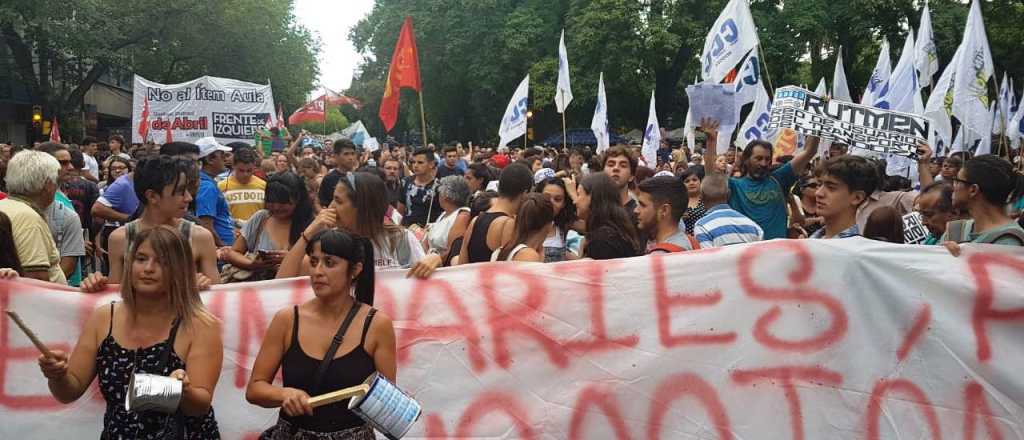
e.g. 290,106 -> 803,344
196,171 -> 235,245
728,163 -> 797,240
99,174 -> 139,218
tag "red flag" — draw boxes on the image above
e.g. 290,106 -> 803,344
164,120 -> 173,143
276,104 -> 285,130
289,95 -> 327,125
379,16 -> 422,132
49,117 -> 61,143
138,96 -> 151,142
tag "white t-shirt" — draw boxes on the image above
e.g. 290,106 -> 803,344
374,228 -> 426,270
84,154 -> 99,180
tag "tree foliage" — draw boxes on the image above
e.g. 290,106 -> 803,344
345,0 -> 1024,145
0,0 -> 319,128
294,107 -> 349,135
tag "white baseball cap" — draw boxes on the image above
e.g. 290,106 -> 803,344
196,137 -> 232,158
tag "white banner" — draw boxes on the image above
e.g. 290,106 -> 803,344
767,86 -> 929,157
132,75 -> 276,145
2,239 -> 1024,439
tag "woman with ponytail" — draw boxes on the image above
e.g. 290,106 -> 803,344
246,228 -> 396,439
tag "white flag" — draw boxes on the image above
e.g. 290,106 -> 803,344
814,78 -> 827,95
862,39 -> 892,106
591,73 -> 610,154
924,47 -> 960,148
498,75 -> 530,147
952,0 -> 994,140
915,3 -> 940,88
737,83 -> 778,145
700,0 -> 759,83
555,29 -> 573,114
832,48 -> 853,102
951,126 -> 965,154
641,91 -> 660,167
874,31 -> 919,113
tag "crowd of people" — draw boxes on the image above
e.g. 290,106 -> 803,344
2,119 -> 1024,438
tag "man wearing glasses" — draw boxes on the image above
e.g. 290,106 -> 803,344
37,142 -> 87,286
942,155 -> 1024,252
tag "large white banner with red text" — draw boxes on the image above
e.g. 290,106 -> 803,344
2,238 -> 1023,439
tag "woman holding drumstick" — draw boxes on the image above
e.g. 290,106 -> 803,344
246,228 -> 397,439
37,225 -> 223,438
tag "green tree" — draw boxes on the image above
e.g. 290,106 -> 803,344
346,0 -> 1024,144
294,107 -> 349,135
0,0 -> 319,133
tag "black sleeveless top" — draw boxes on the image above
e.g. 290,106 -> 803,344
280,304 -> 377,432
465,211 -> 508,264
96,303 -> 220,439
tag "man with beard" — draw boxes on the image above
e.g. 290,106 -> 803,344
634,175 -> 697,253
701,118 -> 819,240
914,181 -> 961,245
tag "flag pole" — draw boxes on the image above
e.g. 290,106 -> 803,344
418,90 -> 428,147
757,45 -> 775,96
561,112 -> 567,149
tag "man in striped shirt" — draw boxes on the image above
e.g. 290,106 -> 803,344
693,173 -> 763,247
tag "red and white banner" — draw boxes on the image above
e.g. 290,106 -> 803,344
2,238 -> 1023,439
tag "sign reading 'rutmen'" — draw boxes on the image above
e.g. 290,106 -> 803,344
132,75 -> 277,146
767,86 -> 930,157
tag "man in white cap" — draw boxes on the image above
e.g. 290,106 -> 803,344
195,137 -> 235,246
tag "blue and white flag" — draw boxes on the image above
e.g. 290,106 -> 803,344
700,0 -> 759,83
732,50 -> 761,109
995,73 -> 1010,135
861,39 -> 891,106
875,31 -> 921,113
737,83 -> 777,145
1008,94 -> 1024,146
498,75 -> 530,147
641,91 -> 660,166
591,72 -> 610,154
555,29 -> 573,114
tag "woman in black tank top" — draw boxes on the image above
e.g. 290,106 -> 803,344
247,229 -> 398,439
459,163 -> 536,264
37,226 -> 223,439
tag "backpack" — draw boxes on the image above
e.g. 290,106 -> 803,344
648,235 -> 701,253
945,219 -> 1024,245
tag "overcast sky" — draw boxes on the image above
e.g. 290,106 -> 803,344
294,0 -> 375,95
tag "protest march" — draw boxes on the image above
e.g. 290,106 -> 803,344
1,0 -> 1024,439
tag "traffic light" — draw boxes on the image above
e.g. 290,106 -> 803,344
31,105 -> 42,125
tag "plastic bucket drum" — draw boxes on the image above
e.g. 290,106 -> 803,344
125,373 -> 182,414
348,372 -> 421,439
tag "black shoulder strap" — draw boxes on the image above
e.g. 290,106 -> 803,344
309,303 -> 362,395
359,308 -> 377,347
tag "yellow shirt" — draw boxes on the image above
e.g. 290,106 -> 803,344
0,197 -> 67,284
218,175 -> 266,221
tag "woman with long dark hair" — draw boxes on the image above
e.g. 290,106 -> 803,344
248,229 -> 396,439
576,173 -> 642,259
38,226 -> 222,438
534,177 -> 579,262
277,171 -> 425,275
492,193 -> 555,262
223,172 -> 314,281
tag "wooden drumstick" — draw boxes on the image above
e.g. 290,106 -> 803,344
5,311 -> 55,358
308,384 -> 370,408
